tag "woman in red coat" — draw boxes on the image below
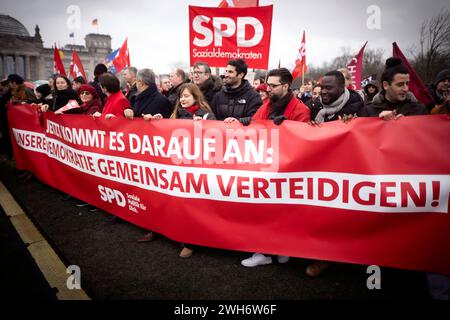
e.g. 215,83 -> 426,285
93,72 -> 129,118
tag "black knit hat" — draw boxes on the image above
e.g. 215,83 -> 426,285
435,69 -> 450,87
7,74 -> 24,85
36,84 -> 51,97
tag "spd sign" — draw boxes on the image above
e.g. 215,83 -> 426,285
189,5 -> 273,69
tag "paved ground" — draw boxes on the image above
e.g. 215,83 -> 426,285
0,157 -> 431,300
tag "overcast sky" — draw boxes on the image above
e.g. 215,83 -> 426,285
1,0 -> 448,73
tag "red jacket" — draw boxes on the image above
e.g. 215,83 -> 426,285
252,95 -> 310,122
102,91 -> 129,117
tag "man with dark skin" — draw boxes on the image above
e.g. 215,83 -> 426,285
309,70 -> 365,125
306,70 -> 365,277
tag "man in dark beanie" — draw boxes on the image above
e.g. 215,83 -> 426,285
427,69 -> 450,112
365,57 -> 427,119
90,63 -> 108,105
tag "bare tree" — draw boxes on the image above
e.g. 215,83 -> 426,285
304,46 -> 385,83
412,9 -> 450,84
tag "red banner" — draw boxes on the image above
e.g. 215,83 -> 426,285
7,105 -> 450,275
189,5 -> 273,69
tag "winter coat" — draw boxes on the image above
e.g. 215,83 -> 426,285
199,75 -> 222,106
126,83 -> 138,107
252,93 -> 310,122
102,91 -> 129,117
89,79 -> 106,106
10,84 -> 36,104
52,89 -> 80,112
365,91 -> 428,117
176,106 -> 216,120
211,79 -> 262,125
363,80 -> 379,104
131,84 -> 172,119
309,89 -> 365,122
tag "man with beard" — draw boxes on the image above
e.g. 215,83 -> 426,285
365,58 -> 427,119
241,68 -> 310,268
251,68 -> 310,124
192,61 -> 222,106
211,59 -> 262,125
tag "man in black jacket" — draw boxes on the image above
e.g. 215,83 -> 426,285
123,69 -> 172,120
211,59 -> 262,125
365,57 -> 428,119
427,69 -> 450,112
309,71 -> 365,124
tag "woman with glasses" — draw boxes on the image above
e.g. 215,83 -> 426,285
64,84 -> 102,115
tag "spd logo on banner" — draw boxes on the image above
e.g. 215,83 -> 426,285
189,5 -> 273,69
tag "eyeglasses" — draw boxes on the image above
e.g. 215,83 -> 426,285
193,71 -> 206,76
80,91 -> 92,96
267,83 -> 284,89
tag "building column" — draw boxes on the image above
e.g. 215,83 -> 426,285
3,55 -> 7,78
14,54 -> 19,74
25,55 -> 31,80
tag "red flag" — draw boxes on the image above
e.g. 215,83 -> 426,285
346,41 -> 367,91
69,50 -> 86,81
53,45 -> 66,76
218,0 -> 259,8
113,38 -> 131,73
292,31 -> 307,80
392,42 -> 434,106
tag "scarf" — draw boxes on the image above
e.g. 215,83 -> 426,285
269,91 -> 293,119
185,105 -> 200,115
315,88 -> 350,124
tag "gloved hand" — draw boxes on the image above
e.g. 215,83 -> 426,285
273,115 -> 286,126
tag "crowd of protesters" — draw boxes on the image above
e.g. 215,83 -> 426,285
0,57 -> 449,299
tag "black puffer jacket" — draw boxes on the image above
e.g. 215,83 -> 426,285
199,75 -> 222,106
130,83 -> 172,118
365,91 -> 428,117
177,107 -> 216,120
309,89 -> 365,121
211,79 -> 262,124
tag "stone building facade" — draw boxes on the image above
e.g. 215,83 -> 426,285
0,14 -> 112,81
